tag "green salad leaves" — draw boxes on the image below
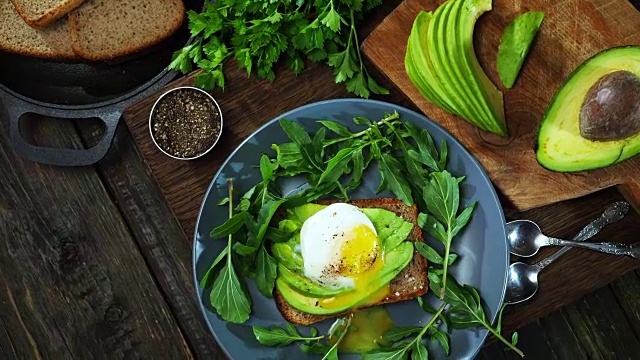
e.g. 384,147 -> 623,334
199,111 -> 523,358
168,0 -> 389,98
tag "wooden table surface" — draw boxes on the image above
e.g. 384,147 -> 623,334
1,1 -> 640,359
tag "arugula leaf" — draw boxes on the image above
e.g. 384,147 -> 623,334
432,330 -> 450,356
279,119 -> 323,172
210,258 -> 251,323
316,147 -> 353,187
382,327 -> 423,342
415,242 -> 444,265
199,244 -> 229,288
252,325 -> 323,347
318,120 -> 353,137
210,212 -> 247,238
362,348 -> 408,360
378,153 -> 413,205
412,342 -> 428,360
255,247 -> 278,297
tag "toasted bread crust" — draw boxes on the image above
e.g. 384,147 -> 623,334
273,198 -> 429,326
0,1 -> 78,60
10,0 -> 86,28
68,0 -> 185,61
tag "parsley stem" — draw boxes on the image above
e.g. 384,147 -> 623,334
349,8 -> 365,72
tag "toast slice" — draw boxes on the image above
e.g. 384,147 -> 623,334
0,0 -> 77,59
9,0 -> 86,28
68,0 -> 185,61
273,198 -> 429,326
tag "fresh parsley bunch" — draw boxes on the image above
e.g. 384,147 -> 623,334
168,0 -> 390,98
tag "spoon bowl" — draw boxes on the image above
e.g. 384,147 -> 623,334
507,220 -> 548,257
505,262 -> 541,305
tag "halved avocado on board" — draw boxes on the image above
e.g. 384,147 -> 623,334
536,46 -> 640,172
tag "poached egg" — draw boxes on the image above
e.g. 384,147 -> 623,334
299,203 -> 384,292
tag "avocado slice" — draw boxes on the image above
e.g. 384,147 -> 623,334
275,241 -> 414,315
443,0 -> 491,128
428,0 -> 472,122
360,208 -> 414,251
277,263 -> 352,297
458,0 -> 506,135
536,46 -> 640,172
497,11 -> 545,89
404,0 -> 507,136
405,12 -> 456,114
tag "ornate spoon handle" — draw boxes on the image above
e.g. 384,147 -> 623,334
535,201 -> 629,270
548,238 -> 640,259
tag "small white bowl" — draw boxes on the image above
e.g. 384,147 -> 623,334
148,86 -> 223,160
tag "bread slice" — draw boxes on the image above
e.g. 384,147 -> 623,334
9,0 -> 86,28
68,0 -> 185,61
273,198 -> 429,326
0,0 -> 77,59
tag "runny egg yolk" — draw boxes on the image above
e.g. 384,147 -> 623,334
318,224 -> 390,309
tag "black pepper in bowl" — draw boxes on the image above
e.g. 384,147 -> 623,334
149,87 -> 222,159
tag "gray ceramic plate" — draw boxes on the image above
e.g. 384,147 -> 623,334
193,99 -> 508,360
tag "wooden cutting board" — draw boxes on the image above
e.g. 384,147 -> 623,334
361,0 -> 640,212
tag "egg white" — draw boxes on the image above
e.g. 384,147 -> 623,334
299,203 -> 378,289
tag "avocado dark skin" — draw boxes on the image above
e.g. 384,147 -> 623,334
579,70 -> 640,141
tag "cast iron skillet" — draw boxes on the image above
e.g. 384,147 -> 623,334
0,0 -> 205,166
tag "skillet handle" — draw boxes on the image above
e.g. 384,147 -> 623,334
4,97 -> 120,167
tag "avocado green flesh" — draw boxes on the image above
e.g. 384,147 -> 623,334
407,11 -> 456,114
428,1 -> 472,122
277,263 -> 351,297
275,242 -> 414,315
452,0 -> 501,130
404,0 -> 507,137
406,12 -> 456,114
536,46 -> 640,172
497,11 -> 544,89
459,0 -> 507,135
272,204 -> 416,315
436,0 -> 493,130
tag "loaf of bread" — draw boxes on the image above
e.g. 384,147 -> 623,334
273,198 -> 429,326
9,0 -> 86,28
0,0 -> 77,59
68,0 -> 186,61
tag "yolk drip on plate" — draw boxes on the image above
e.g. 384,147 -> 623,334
329,307 -> 395,353
318,224 -> 390,309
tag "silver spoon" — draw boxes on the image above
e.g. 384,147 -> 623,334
505,201 -> 629,305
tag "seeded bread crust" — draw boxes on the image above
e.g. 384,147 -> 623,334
272,198 -> 429,326
9,0 -> 86,28
68,0 -> 185,61
0,0 -> 77,59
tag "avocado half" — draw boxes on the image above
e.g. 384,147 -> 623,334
536,46 -> 640,172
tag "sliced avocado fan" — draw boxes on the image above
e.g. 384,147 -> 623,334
405,0 -> 507,137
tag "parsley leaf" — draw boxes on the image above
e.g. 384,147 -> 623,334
167,0 -> 388,97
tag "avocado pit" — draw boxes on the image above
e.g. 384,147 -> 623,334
579,70 -> 640,141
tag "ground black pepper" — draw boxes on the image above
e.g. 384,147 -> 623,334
151,88 -> 221,158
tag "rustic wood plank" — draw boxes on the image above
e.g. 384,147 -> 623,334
563,286 -> 640,360
481,321 -> 559,359
608,270 -> 640,339
537,310 -> 587,359
75,121 -> 223,358
0,112 -> 193,359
